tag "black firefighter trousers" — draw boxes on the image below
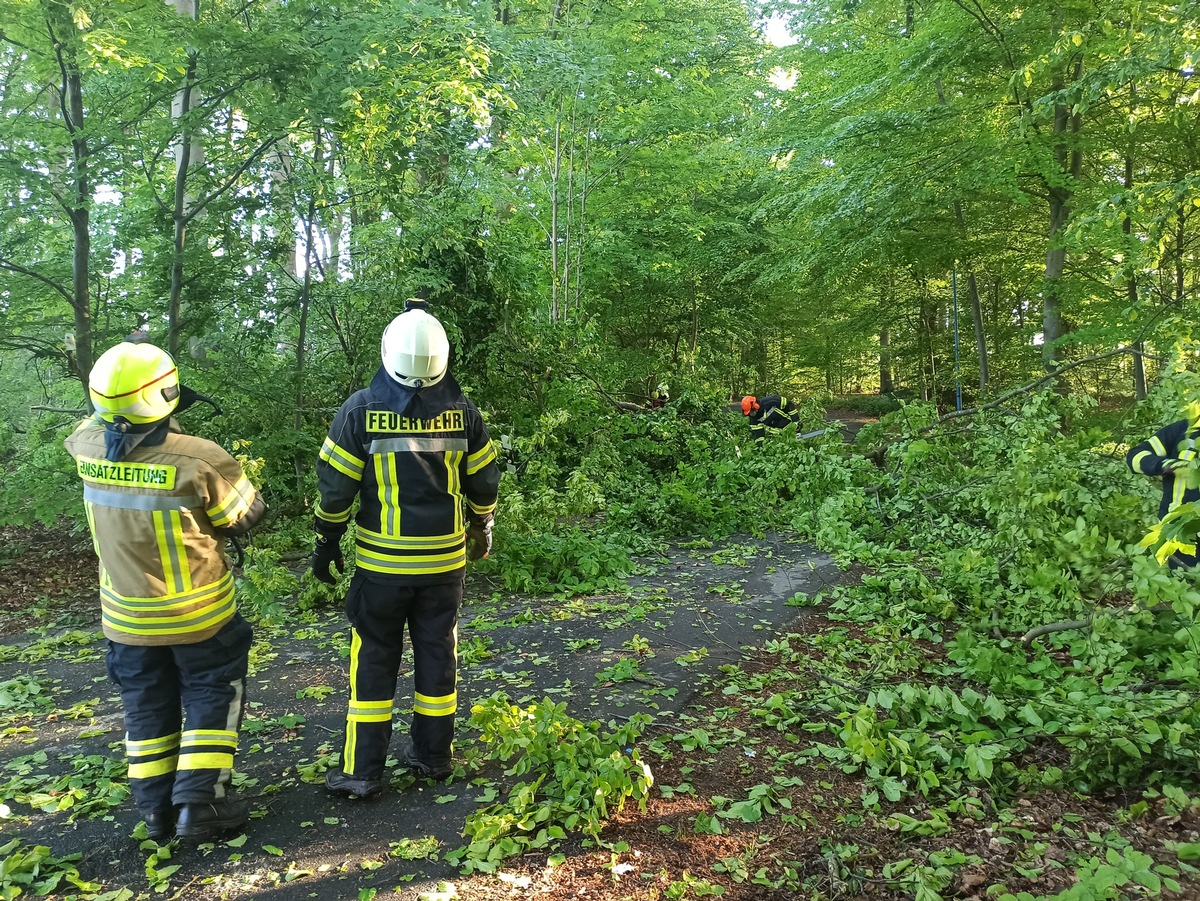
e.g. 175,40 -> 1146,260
339,571 -> 461,779
106,614 -> 252,816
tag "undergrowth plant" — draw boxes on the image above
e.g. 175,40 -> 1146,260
449,695 -> 654,874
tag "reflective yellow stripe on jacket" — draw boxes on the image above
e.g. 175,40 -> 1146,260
207,475 -> 256,528
354,546 -> 467,575
466,441 -> 496,475
100,572 -> 236,641
320,437 -> 365,481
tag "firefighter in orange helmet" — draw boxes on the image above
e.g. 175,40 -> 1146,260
741,394 -> 798,442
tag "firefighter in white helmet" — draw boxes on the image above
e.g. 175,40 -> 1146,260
313,300 -> 500,796
64,340 -> 265,841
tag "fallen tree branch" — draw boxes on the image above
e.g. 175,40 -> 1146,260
1020,618 -> 1092,646
920,347 -> 1141,434
31,405 -> 85,414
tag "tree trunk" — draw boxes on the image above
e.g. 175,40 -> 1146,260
549,113 -> 561,321
167,0 -> 202,360
1122,150 -> 1146,400
325,137 -> 344,278
294,194 -> 315,476
1176,205 -> 1187,303
1041,39 -> 1084,375
46,10 -> 94,402
1043,187 -> 1070,371
66,62 -> 93,397
572,121 -> 591,314
879,328 -> 893,394
967,272 -> 987,391
935,76 -> 988,392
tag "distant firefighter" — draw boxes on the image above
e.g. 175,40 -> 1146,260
741,394 -> 798,442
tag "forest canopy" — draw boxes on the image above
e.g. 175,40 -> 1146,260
1,0 -> 1196,514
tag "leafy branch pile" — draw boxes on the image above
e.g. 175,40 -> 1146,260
450,355 -> 1200,892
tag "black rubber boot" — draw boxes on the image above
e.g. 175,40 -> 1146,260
398,739 -> 452,780
142,807 -> 176,842
324,769 -> 384,798
176,798 -> 249,839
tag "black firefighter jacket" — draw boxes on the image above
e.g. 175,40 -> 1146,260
315,368 -> 500,584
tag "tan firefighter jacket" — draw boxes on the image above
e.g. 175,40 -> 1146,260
65,418 -> 265,646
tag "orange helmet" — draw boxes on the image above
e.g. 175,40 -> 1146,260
741,395 -> 758,416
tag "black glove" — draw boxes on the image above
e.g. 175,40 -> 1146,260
466,515 -> 493,561
311,534 -> 345,584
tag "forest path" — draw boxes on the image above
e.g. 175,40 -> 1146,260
0,533 -> 839,900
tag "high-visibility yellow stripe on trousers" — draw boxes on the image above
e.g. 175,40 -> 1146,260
126,731 -> 180,779
342,629 -> 395,775
178,728 -> 237,772
414,691 -> 457,717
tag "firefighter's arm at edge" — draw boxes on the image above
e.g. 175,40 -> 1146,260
462,410 -> 500,519
1128,418 -> 1188,477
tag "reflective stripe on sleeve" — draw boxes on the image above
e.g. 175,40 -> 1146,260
1150,436 -> 1168,456
320,437 -> 365,480
466,441 -> 497,475
208,475 -> 256,527
315,499 -> 352,524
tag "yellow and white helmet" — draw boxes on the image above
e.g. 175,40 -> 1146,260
381,307 -> 450,388
89,342 -> 180,424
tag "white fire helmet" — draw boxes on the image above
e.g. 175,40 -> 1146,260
380,307 -> 450,388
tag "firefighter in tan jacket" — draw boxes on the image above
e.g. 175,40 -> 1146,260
65,341 -> 264,842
